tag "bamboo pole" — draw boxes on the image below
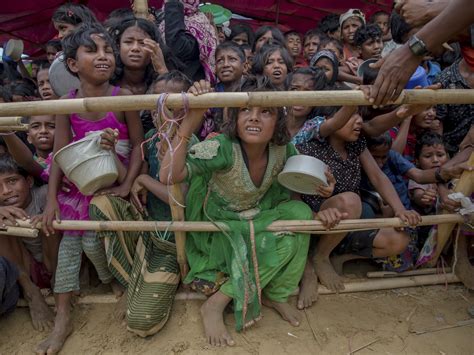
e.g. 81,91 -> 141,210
367,268 -> 452,278
0,125 -> 28,131
0,226 -> 38,238
133,0 -> 149,19
17,273 -> 460,307
168,184 -> 189,280
1,90 -> 474,117
0,117 -> 22,125
14,214 -> 466,233
427,152 -> 474,267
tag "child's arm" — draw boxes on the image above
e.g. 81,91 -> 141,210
130,174 -> 170,214
319,106 -> 357,139
160,81 -> 211,185
391,116 -> 411,154
2,134 -> 44,178
411,187 -> 437,209
338,66 -> 362,85
42,112 -> 72,236
360,148 -> 421,225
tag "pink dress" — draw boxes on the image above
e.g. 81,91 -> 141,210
43,86 -> 130,236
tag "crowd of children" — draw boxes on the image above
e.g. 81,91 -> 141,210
0,0 -> 472,353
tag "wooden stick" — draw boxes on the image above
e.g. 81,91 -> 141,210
0,125 -> 28,131
169,184 -> 189,280
1,90 -> 474,117
15,214 -> 465,233
410,319 -> 474,335
348,338 -> 380,355
17,273 -> 460,307
133,0 -> 149,19
428,152 -> 474,267
0,226 -> 38,238
367,268 -> 452,278
0,116 -> 22,125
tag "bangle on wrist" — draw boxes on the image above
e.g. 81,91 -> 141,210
435,167 -> 448,183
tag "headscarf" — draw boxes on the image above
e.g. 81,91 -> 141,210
310,49 -> 339,85
160,0 -> 218,83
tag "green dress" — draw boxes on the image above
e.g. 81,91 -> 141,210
184,134 -> 312,331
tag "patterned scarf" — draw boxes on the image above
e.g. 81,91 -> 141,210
160,0 -> 217,83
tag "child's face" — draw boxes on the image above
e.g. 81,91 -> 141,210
289,73 -> 315,118
0,172 -> 32,209
232,32 -> 249,46
27,115 -> 55,152
417,144 -> 448,170
46,45 -> 59,64
120,26 -> 151,70
237,107 -> 277,145
31,63 -> 40,80
216,49 -> 244,84
37,69 -> 57,100
255,31 -> 273,52
243,48 -> 253,74
334,113 -> 363,142
68,34 -> 116,82
342,18 -> 363,45
374,14 -> 390,36
303,35 -> 320,61
369,144 -> 390,169
286,34 -> 302,57
322,43 -> 343,62
315,58 -> 334,82
263,50 -> 288,87
360,37 -> 383,60
53,21 -> 76,40
413,107 -> 436,130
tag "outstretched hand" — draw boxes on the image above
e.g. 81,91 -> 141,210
316,169 -> 336,198
316,208 -> 348,229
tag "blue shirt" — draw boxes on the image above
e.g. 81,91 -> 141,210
425,61 -> 441,85
382,150 -> 415,209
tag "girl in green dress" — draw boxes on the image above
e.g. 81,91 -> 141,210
160,76 -> 313,347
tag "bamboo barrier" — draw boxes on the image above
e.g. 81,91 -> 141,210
9,213 -> 467,236
0,116 -> 22,125
16,273 -> 461,307
1,90 -> 474,117
133,0 -> 149,19
0,226 -> 38,238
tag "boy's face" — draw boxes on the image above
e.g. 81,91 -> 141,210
342,18 -> 363,45
322,43 -> 343,62
37,69 -> 58,101
27,115 -> 56,152
413,106 -> 436,130
286,34 -> 302,57
215,49 -> 244,84
46,45 -> 59,64
315,58 -> 334,82
243,48 -> 253,74
417,144 -> 448,170
303,35 -> 320,61
369,144 -> 390,169
360,37 -> 383,60
374,14 -> 390,36
0,172 -> 33,209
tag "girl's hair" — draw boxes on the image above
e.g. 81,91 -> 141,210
353,24 -> 382,47
0,154 -> 28,177
222,76 -> 290,146
11,80 -> 37,98
110,17 -> 183,86
52,3 -> 98,26
366,132 -> 393,150
216,41 -> 246,62
253,26 -> 285,52
414,132 -> 446,158
46,39 -> 62,51
390,11 -> 411,44
38,62 -> 52,71
152,70 -> 193,92
317,13 -> 341,35
229,24 -> 255,47
62,23 -> 116,77
251,44 -> 294,76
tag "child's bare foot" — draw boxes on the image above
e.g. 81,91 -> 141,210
110,279 -> 125,298
34,309 -> 73,354
297,260 -> 318,309
454,233 -> 474,290
29,287 -> 54,331
200,291 -> 234,347
315,256 -> 345,292
263,298 -> 301,326
113,290 -> 127,322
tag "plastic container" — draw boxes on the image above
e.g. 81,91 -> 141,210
54,131 -> 118,195
278,155 -> 328,195
199,4 -> 232,25
49,53 -> 80,97
4,39 -> 24,62
405,66 -> 429,89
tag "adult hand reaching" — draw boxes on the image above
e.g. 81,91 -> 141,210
369,44 -> 423,106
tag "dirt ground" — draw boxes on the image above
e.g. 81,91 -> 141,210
0,282 -> 473,355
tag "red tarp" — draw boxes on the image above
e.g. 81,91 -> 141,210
0,0 -> 393,57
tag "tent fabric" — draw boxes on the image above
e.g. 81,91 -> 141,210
0,0 -> 392,57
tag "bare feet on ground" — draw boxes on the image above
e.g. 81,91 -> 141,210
113,290 -> 127,323
454,233 -> 474,290
200,292 -> 235,347
110,279 -> 125,298
315,256 -> 345,292
297,260 -> 318,309
35,310 -> 73,355
28,287 -> 54,331
262,298 -> 301,326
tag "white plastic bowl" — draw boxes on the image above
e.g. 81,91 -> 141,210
5,39 -> 24,62
278,155 -> 328,195
54,135 -> 118,196
49,53 -> 80,97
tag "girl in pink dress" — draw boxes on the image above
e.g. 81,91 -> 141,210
36,24 -> 143,355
